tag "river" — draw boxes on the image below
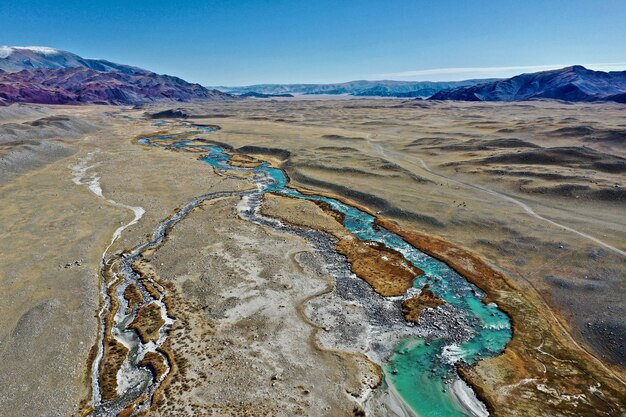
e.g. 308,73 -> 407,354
92,121 -> 512,416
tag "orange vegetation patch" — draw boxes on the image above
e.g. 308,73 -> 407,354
116,404 -> 135,417
336,237 -> 422,297
132,260 -> 164,300
228,152 -> 263,168
99,335 -> 128,402
130,302 -> 166,344
402,287 -> 445,323
142,280 -> 162,301
314,200 -> 345,223
148,336 -> 178,411
314,200 -> 423,297
124,283 -> 144,314
101,258 -> 118,285
140,351 -> 169,382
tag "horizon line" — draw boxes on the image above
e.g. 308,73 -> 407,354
212,62 -> 626,87
375,62 -> 626,79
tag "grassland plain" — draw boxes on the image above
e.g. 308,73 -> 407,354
0,99 -> 624,416
164,98 -> 626,416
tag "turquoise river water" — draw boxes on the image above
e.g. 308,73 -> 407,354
140,125 -> 512,416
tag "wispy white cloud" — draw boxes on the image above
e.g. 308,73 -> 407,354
376,63 -> 626,80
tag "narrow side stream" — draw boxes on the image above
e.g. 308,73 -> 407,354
91,189 -> 252,416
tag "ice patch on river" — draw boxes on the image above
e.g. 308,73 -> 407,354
451,378 -> 489,417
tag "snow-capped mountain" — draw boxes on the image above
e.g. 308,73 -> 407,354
0,46 -> 148,74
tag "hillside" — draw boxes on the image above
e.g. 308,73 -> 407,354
0,46 -> 231,105
430,66 -> 626,102
214,79 -> 496,98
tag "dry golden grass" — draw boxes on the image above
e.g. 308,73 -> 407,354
123,283 -> 144,314
262,193 -> 423,297
402,288 -> 445,323
227,152 -> 263,168
129,302 -> 165,344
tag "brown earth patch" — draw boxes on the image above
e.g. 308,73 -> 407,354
336,237 -> 422,297
140,351 -> 169,382
227,152 -> 263,168
99,335 -> 128,402
129,302 -> 165,344
133,260 -> 164,300
123,283 -> 144,314
314,200 -> 346,224
142,280 -> 162,301
402,288 -> 445,323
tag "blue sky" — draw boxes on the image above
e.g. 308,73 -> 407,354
1,0 -> 625,85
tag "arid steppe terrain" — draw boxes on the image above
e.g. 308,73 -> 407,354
0,99 -> 624,417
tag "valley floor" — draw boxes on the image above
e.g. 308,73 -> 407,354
0,99 -> 624,416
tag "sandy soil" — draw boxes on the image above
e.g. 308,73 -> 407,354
0,100 -> 624,417
143,196 -> 380,416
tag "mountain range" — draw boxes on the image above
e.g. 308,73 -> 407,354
213,79 -> 495,98
430,66 -> 626,102
0,46 -> 230,105
1,47 -> 625,105
0,46 -> 149,74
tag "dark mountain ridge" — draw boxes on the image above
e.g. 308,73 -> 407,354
0,46 -> 231,105
430,66 -> 626,102
0,67 -> 230,106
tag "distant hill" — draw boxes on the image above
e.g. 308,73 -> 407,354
213,79 -> 495,98
0,46 -> 232,105
238,91 -> 294,98
430,66 -> 626,102
605,92 -> 626,103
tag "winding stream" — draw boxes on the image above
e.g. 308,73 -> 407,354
93,120 -> 512,416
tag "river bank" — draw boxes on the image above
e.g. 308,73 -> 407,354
118,123 -> 512,416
